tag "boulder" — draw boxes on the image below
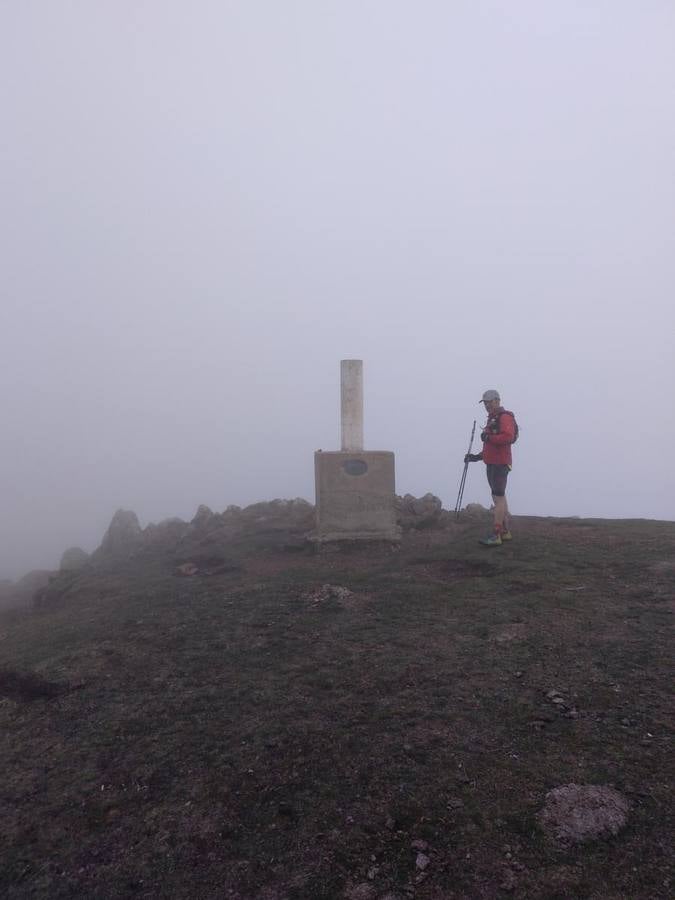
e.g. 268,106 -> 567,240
462,502 -> 490,519
395,493 -> 443,529
59,547 -> 90,572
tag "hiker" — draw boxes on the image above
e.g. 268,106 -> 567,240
464,389 -> 516,546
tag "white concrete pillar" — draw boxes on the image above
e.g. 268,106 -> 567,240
340,359 -> 364,451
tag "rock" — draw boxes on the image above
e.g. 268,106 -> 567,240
395,493 -> 443,530
190,504 -> 215,530
143,517 -> 188,548
240,498 -> 315,529
98,509 -> 143,557
415,853 -> 430,870
462,502 -> 490,519
0,569 -> 56,610
411,839 -> 428,851
59,547 -> 89,572
175,563 -> 199,577
538,784 -> 630,846
344,883 -> 376,900
303,584 -> 355,606
15,569 -> 53,596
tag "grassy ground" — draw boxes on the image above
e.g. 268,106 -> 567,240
1,516 -> 673,899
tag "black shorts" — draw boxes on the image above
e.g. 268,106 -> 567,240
486,464 -> 510,497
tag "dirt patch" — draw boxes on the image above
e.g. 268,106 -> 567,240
489,623 -> 527,643
650,560 -> 675,574
0,668 -> 64,702
301,583 -> 368,611
407,558 -> 497,578
505,580 -> 543,594
538,784 -> 630,846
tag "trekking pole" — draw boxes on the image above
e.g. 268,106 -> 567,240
454,419 -> 476,520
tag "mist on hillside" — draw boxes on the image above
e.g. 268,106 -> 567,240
1,1 -> 674,580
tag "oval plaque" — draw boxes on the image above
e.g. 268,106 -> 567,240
343,459 -> 368,476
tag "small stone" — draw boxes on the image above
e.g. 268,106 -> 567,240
344,883 -> 376,900
411,839 -> 428,851
447,797 -> 464,809
514,671 -> 524,678
367,866 -> 379,880
385,816 -> 396,830
415,852 -> 430,870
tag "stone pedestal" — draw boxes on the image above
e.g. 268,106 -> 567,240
313,450 -> 400,543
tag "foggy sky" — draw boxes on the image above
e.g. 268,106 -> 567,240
2,2 -> 674,580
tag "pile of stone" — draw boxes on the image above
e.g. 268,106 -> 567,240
395,493 -> 445,530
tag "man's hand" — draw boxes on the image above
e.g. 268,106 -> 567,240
480,430 -> 489,443
464,453 -> 481,463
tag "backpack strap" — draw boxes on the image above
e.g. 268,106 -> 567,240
499,410 -> 518,441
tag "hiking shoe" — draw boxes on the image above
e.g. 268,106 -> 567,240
501,530 -> 513,541
479,533 -> 502,547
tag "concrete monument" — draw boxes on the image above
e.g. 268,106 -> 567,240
313,360 -> 400,543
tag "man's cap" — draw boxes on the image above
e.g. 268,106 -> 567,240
479,389 -> 500,404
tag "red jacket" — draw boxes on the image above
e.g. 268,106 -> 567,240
480,407 -> 515,466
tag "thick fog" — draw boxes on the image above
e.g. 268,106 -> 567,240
1,2 -> 673,580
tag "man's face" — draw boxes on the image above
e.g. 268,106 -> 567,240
483,398 -> 500,415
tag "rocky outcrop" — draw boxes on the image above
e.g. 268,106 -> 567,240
0,570 -> 58,611
235,498 -> 315,528
395,493 -> 444,530
190,504 -> 215,531
68,500 -> 317,577
98,509 -> 143,557
143,517 -> 189,549
60,547 -> 90,572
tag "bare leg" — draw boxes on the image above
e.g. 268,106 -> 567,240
493,495 -> 506,532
